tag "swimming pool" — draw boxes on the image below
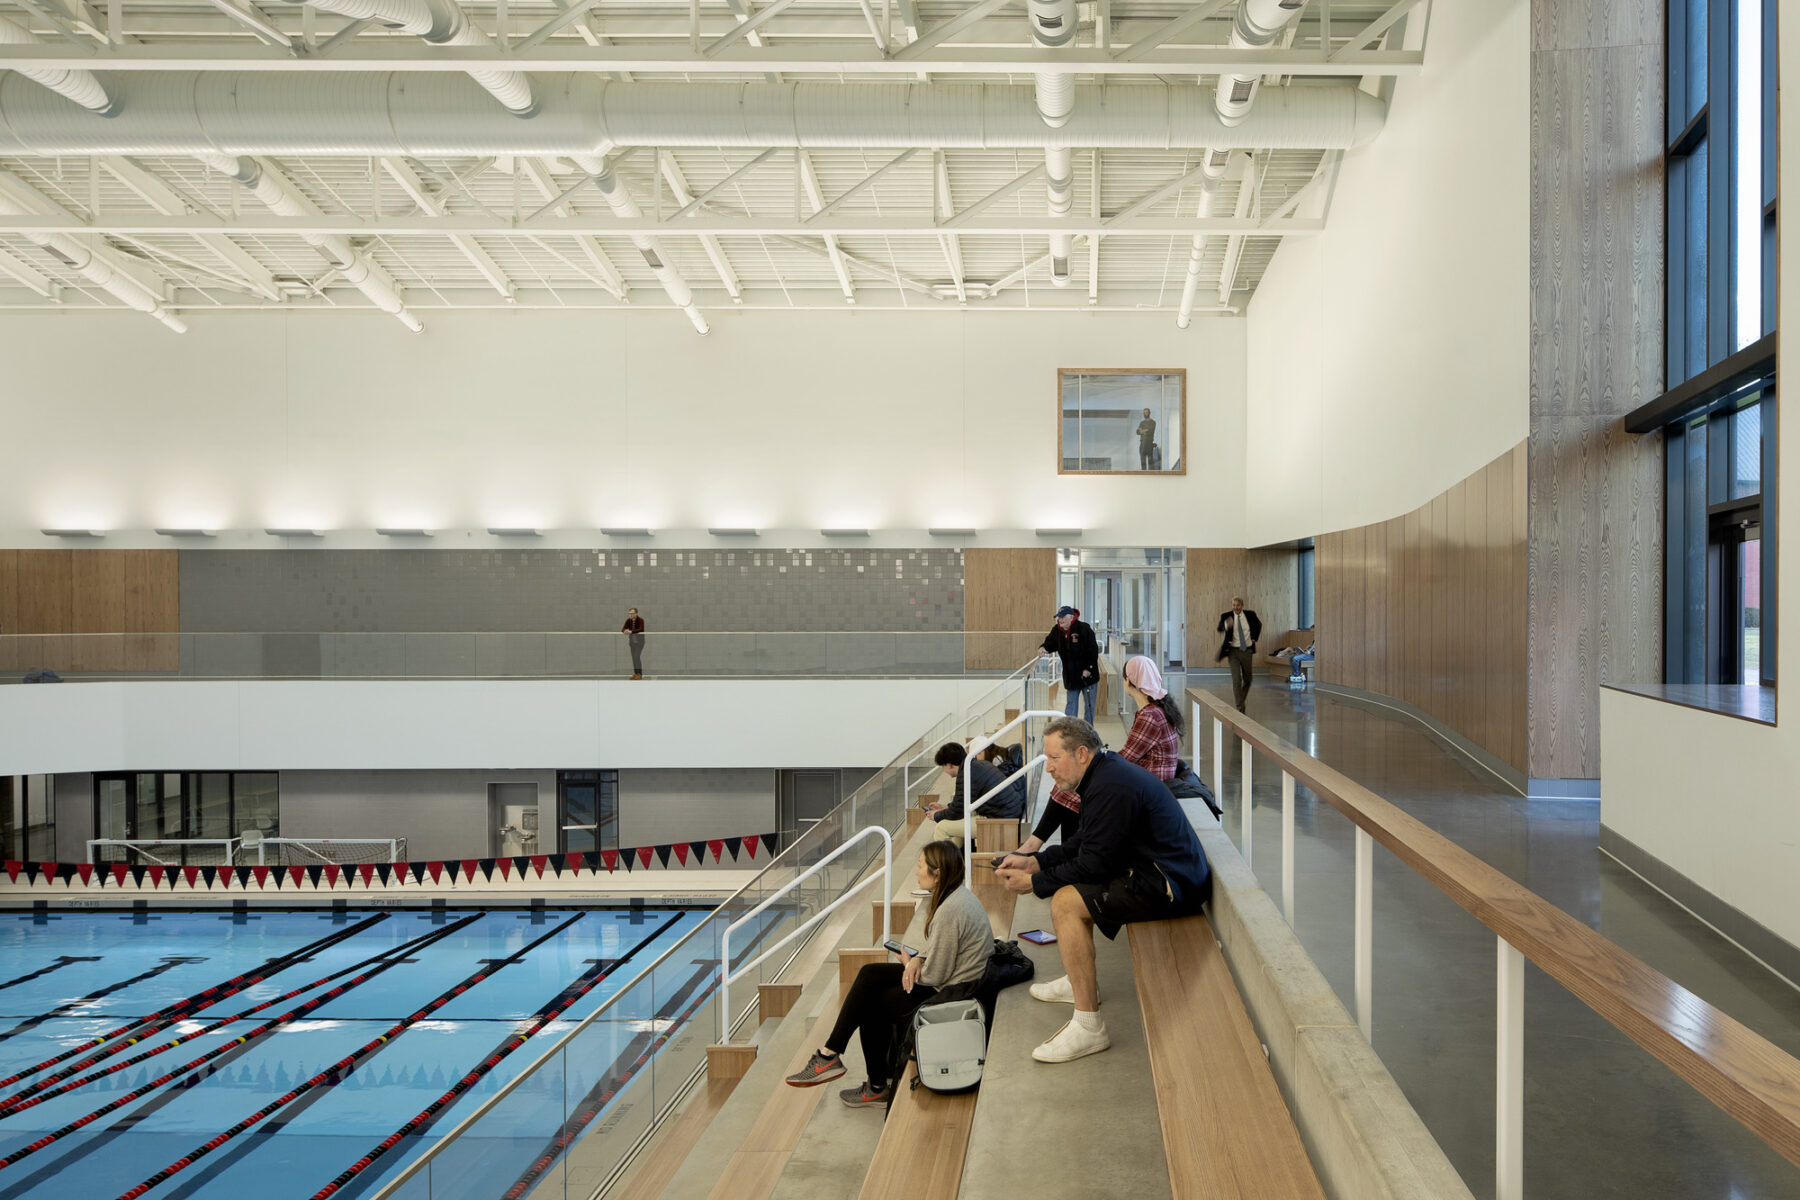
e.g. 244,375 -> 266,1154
0,907 -> 752,1200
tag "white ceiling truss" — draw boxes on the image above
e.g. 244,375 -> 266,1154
0,0 -> 1429,330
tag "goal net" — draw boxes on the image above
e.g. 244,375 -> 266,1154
256,838 -> 407,866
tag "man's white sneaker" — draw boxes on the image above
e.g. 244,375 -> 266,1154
1028,975 -> 1098,1006
1032,1019 -> 1110,1063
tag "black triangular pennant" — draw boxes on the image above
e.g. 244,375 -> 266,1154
763,832 -> 779,856
306,864 -> 324,888
723,836 -> 742,861
654,844 -> 672,869
688,841 -> 708,866
22,862 -> 40,883
410,861 -> 428,885
55,863 -> 79,885
376,862 -> 393,886
129,864 -> 147,888
199,865 -> 219,888
478,857 -> 496,881
512,856 -> 530,878
235,866 -> 254,888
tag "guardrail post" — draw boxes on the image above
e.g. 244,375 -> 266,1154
1497,937 -> 1525,1200
1212,717 -> 1223,808
1281,770 -> 1295,925
1354,827 -> 1372,1042
1240,739 -> 1253,868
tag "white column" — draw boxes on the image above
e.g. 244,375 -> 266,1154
1280,770 -> 1295,924
1496,937 -> 1525,1200
1354,827 -> 1372,1042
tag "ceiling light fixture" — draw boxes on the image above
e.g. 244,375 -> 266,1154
1035,528 -> 1084,538
486,528 -> 543,536
41,528 -> 104,538
376,528 -> 435,538
154,528 -> 216,538
708,528 -> 760,537
599,527 -> 653,537
821,528 -> 870,537
928,528 -> 977,537
265,528 -> 324,538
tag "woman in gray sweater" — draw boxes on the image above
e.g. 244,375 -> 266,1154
785,840 -> 993,1107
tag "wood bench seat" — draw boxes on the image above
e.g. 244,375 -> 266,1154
853,879 -> 1019,1200
1129,913 -> 1325,1200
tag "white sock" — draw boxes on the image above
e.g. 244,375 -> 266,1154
1072,1009 -> 1103,1032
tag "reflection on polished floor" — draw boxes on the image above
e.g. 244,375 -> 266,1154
1190,678 -> 1800,1200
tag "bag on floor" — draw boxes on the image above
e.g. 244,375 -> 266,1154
986,937 -> 1036,990
1167,758 -> 1222,819
908,998 -> 987,1094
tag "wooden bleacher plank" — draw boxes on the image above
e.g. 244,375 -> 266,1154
611,1079 -> 738,1200
1130,915 -> 1326,1200
701,1006 -> 841,1200
851,878 -> 1018,1200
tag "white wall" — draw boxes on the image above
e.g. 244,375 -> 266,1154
0,677 -> 995,775
616,768 -> 778,849
279,768 -> 555,862
1598,14 -> 1800,953
0,308 -> 1245,549
1243,0 -> 1530,545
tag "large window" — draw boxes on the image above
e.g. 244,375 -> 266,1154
1668,0 -> 1776,386
1297,542 -> 1316,630
1058,370 -> 1186,474
92,772 -> 279,863
0,776 -> 56,861
557,770 -> 619,855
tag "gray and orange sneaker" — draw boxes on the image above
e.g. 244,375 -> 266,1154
839,1082 -> 890,1109
784,1050 -> 845,1087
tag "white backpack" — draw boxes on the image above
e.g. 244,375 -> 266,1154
908,999 -> 987,1094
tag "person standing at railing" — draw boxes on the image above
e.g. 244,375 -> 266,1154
784,840 -> 992,1108
1041,606 -> 1099,723
621,608 -> 646,680
994,717 -> 1210,1064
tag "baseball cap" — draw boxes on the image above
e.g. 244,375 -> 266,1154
1054,606 -> 1077,619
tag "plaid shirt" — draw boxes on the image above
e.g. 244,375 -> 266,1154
1120,703 -> 1180,781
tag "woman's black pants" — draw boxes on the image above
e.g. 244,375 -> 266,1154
825,962 -> 937,1083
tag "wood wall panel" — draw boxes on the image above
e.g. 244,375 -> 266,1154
1527,3 -> 1664,779
1316,445 -> 1529,776
1184,549 -> 1299,671
963,548 -> 1056,669
0,550 -> 179,673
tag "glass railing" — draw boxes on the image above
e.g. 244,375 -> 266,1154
0,630 -> 1054,681
365,705 -> 957,1199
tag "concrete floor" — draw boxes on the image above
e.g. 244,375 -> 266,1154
1207,677 -> 1800,1200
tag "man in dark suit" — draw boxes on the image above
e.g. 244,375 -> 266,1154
1214,596 -> 1262,712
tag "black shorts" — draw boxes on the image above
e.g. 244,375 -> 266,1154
1071,867 -> 1201,940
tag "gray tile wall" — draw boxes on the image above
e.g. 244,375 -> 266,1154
180,549 -> 965,633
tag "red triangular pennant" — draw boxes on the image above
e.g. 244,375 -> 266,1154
601,849 -> 618,873
75,863 -> 93,886
39,861 -> 56,883
561,853 -> 579,877
529,855 -> 546,879
743,835 -> 760,860
495,857 -> 511,881
209,865 -> 226,888
637,846 -> 654,868
182,865 -> 202,889
3,861 -> 19,884
708,839 -> 725,864
461,859 -> 479,883
429,861 -> 444,884
324,864 -> 341,888
359,864 -> 376,887
253,866 -> 271,889
673,843 -> 689,866
110,864 -> 129,888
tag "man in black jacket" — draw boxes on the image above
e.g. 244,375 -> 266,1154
1040,606 -> 1100,723
1215,596 -> 1262,712
995,718 -> 1210,1064
926,742 -> 1024,843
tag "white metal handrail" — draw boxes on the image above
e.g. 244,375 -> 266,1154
87,837 -> 240,866
718,824 -> 893,1042
962,708 -> 1065,873
905,656 -> 1059,800
255,837 -> 404,865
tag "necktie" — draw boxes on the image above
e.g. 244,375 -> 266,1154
1236,614 -> 1246,647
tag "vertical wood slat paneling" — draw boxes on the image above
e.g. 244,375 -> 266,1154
963,548 -> 1057,669
1527,3 -> 1664,780
1186,549 -> 1300,674
0,550 -> 16,671
1313,444 -> 1529,775
0,550 -> 179,672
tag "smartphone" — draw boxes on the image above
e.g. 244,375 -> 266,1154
883,939 -> 920,957
1018,929 -> 1057,945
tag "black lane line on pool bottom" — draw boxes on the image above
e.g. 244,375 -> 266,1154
502,954 -> 718,1200
306,911 -> 687,1200
0,914 -> 387,1096
0,913 -> 486,1181
0,955 -> 212,1047
114,911 -> 590,1200
0,914 -> 469,1118
0,956 -> 103,995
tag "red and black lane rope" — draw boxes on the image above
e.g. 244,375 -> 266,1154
501,956 -> 719,1200
112,912 -> 590,1200
0,954 -> 214,1047
0,914 -> 463,1118
0,955 -> 102,995
0,913 -> 385,1092
0,913 -> 484,1172
308,911 -> 684,1200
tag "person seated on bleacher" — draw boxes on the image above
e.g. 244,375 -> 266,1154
994,717 -> 1211,1064
784,840 -> 993,1107
1118,655 -> 1183,781
924,741 -> 1024,843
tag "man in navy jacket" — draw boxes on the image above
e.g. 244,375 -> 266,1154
995,717 -> 1210,1064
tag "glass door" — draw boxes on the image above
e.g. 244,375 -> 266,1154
559,772 -> 600,856
1084,572 -> 1122,654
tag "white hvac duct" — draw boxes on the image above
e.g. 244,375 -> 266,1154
1216,0 -> 1308,126
1029,0 -> 1077,288
199,152 -> 423,332
0,77 -> 1385,156
0,191 -> 184,329
272,0 -> 534,115
0,15 -> 118,115
1177,0 -> 1310,328
569,153 -> 708,334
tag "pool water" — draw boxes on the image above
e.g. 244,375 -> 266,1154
0,908 -> 730,1200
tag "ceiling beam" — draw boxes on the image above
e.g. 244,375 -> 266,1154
380,156 -> 518,300
99,156 -> 283,301
517,157 -> 629,298
0,41 -> 1423,75
658,152 -> 744,299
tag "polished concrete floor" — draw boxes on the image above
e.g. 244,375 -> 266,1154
1187,677 -> 1800,1200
